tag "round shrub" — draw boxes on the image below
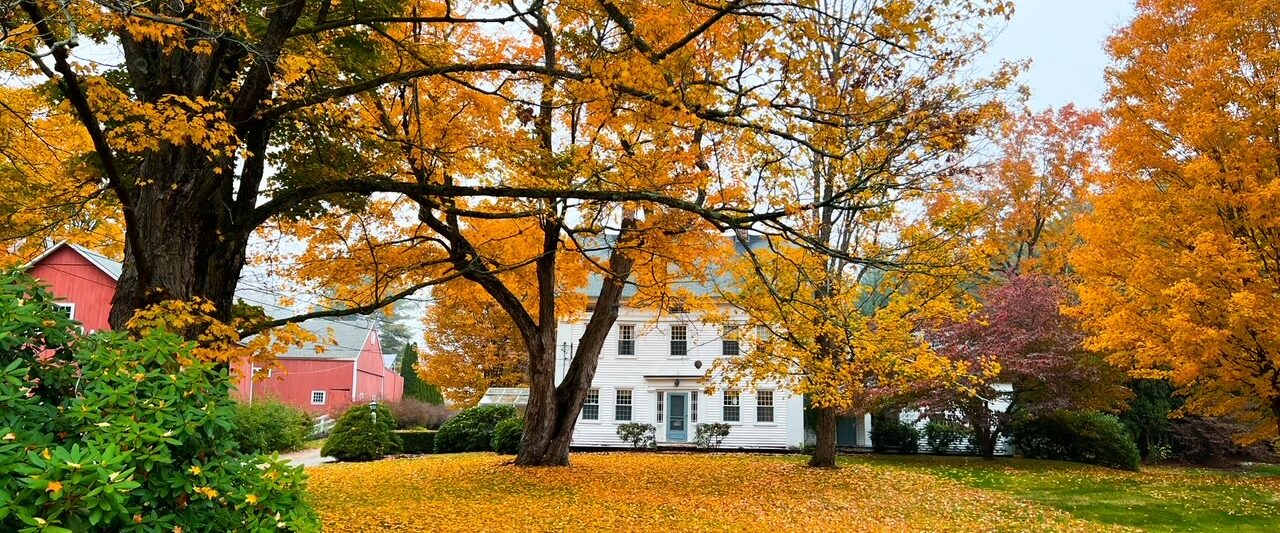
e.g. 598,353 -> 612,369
434,404 -> 519,453
1012,410 -> 1140,470
872,418 -> 920,454
924,420 -> 972,454
492,418 -> 524,455
0,272 -> 319,532
233,399 -> 313,454
321,403 -> 403,461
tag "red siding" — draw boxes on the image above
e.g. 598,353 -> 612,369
27,247 -> 114,332
353,329 -> 404,404
242,358 -> 358,414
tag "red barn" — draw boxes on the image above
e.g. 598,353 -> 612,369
24,242 -> 403,413
234,318 -> 405,413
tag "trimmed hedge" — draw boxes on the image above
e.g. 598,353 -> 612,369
321,403 -> 403,461
394,430 -> 437,454
924,420 -> 972,454
492,418 -> 523,455
1012,410 -> 1140,470
434,404 -> 519,453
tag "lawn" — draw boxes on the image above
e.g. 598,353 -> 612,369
306,453 -> 1280,532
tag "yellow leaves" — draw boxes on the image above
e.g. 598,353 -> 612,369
307,453 -> 1100,532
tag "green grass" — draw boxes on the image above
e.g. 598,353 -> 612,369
847,455 -> 1280,532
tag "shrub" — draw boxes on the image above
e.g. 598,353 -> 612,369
492,418 -> 524,455
872,418 -> 920,454
694,423 -> 731,448
233,399 -> 313,454
1012,410 -> 1140,470
617,423 -> 657,449
393,430 -> 437,454
321,403 -> 403,461
387,398 -> 455,430
923,420 -> 972,454
0,271 -> 319,532
434,404 -> 520,453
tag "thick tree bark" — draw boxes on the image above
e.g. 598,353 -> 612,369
809,406 -> 838,468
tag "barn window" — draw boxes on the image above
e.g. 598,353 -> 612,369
311,391 -> 327,405
52,303 -> 74,319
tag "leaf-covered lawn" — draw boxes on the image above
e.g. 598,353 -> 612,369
308,453 -> 1125,532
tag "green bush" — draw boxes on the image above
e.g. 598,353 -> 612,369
617,423 -> 657,449
233,399 -> 313,454
0,271 -> 319,532
694,423 -> 731,448
393,430 -> 437,454
492,418 -> 523,455
923,420 -> 972,454
872,418 -> 920,454
1012,410 -> 1140,470
321,403 -> 403,461
434,404 -> 519,453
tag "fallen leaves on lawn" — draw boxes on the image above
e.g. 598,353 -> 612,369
308,453 -> 1110,532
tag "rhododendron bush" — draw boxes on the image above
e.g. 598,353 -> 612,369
0,272 -> 318,532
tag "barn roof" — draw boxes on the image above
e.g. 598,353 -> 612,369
23,241 -> 123,281
275,317 -> 376,361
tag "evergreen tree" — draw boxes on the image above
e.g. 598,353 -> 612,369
400,344 -> 444,405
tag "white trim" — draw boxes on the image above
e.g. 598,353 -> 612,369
52,302 -> 75,320
310,390 -> 327,405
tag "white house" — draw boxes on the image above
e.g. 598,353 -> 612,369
552,304 -> 813,449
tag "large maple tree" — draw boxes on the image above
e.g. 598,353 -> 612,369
1074,0 -> 1280,445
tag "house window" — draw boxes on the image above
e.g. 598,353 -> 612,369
251,367 -> 272,378
756,325 -> 771,341
670,324 -> 688,356
618,324 -> 635,356
723,391 -> 740,422
310,391 -> 327,405
52,303 -> 74,319
722,324 -> 741,356
615,389 -> 632,421
691,391 -> 698,423
657,391 -> 664,423
583,389 -> 600,420
756,390 -> 775,423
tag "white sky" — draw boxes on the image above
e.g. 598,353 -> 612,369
980,0 -> 1136,109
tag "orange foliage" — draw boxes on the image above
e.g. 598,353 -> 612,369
1073,0 -> 1280,444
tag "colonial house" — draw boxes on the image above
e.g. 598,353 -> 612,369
24,241 -> 402,413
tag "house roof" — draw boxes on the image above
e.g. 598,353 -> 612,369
581,234 -> 766,300
24,241 -> 123,281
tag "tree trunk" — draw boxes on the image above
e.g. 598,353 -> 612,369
107,153 -> 249,329
809,406 -> 838,468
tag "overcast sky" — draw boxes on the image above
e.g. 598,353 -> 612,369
981,0 -> 1136,110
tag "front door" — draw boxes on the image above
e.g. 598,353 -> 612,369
667,393 -> 688,442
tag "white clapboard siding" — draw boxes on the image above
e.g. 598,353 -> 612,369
556,306 -> 806,449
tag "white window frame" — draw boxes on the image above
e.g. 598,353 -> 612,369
53,302 -> 75,319
756,390 -> 775,423
583,389 -> 600,420
690,391 -> 698,423
615,389 -> 632,421
723,391 -> 740,422
657,391 -> 664,423
670,324 -> 688,356
310,390 -> 327,405
251,367 -> 272,378
618,324 -> 636,356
